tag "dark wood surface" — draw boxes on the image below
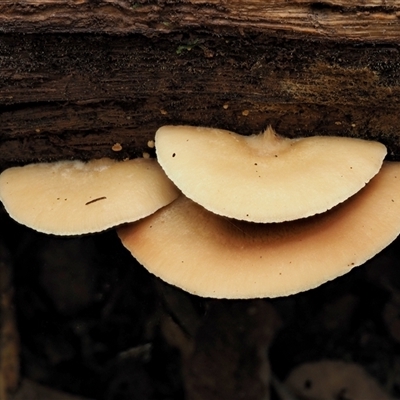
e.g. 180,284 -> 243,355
1,0 -> 400,43
1,1 -> 400,168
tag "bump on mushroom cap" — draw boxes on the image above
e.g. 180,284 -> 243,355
155,125 -> 387,222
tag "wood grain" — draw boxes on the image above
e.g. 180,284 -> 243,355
1,33 -> 400,167
0,0 -> 400,42
1,2 -> 400,167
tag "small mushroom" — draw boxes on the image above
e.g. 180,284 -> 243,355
155,125 -> 386,222
285,360 -> 392,400
0,158 -> 179,235
118,163 -> 400,299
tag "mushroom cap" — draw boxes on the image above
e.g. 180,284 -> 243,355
155,125 -> 387,222
0,158 -> 179,235
118,163 -> 400,298
285,361 -> 391,400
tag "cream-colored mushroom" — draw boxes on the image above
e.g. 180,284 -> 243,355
285,360 -> 392,400
0,158 -> 179,235
118,163 -> 400,299
155,125 -> 386,222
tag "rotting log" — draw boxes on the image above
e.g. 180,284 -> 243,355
1,0 -> 400,42
1,1 -> 400,170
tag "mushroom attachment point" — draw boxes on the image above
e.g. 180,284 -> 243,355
118,163 -> 400,299
155,125 -> 387,222
0,158 -> 179,235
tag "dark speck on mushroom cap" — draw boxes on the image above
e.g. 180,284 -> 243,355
0,157 -> 179,235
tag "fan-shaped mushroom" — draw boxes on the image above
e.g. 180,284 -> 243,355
155,125 -> 386,222
118,163 -> 400,298
0,158 -> 179,235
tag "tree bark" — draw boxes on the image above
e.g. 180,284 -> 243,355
1,1 -> 400,168
1,0 -> 400,43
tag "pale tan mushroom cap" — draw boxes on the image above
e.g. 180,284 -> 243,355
285,361 -> 391,400
118,163 -> 400,298
155,125 -> 387,222
0,158 -> 179,235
